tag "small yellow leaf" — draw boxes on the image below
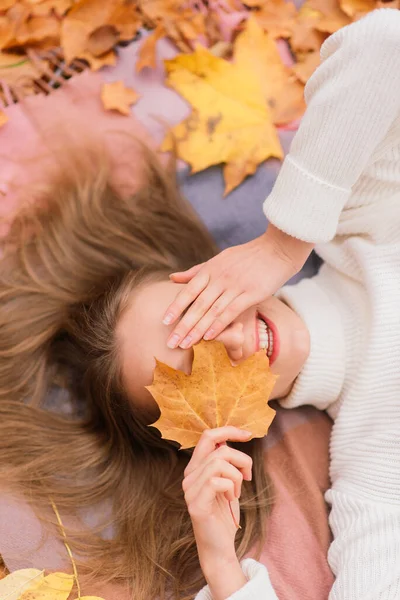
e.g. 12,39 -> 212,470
147,340 -> 277,449
101,80 -> 140,115
19,572 -> 74,600
0,569 -> 44,600
73,597 -> 106,599
161,45 -> 283,195
0,110 -> 8,128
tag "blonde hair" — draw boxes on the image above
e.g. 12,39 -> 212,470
0,142 -> 271,599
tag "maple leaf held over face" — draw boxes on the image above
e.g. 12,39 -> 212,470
147,340 -> 277,449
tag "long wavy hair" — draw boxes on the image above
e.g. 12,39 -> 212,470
0,140 -> 272,599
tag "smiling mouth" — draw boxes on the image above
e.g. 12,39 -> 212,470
256,313 -> 279,365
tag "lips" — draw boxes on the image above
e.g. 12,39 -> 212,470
256,312 -> 279,365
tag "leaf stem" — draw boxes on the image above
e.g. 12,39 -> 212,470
50,498 -> 81,599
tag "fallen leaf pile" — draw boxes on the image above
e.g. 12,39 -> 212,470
0,0 -> 399,188
0,568 -> 104,600
147,340 -> 277,449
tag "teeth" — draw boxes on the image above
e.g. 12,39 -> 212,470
257,317 -> 274,358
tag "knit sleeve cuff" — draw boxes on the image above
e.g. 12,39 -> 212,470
263,155 -> 350,244
194,559 -> 278,600
277,278 -> 346,412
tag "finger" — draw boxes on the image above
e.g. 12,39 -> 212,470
184,427 -> 252,476
163,270 -> 211,332
186,478 -> 236,520
178,289 -> 240,349
203,293 -> 252,341
185,459 -> 243,502
169,263 -> 204,283
215,322 -> 244,363
183,444 -> 252,490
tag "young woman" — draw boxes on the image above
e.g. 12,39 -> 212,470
1,7 -> 399,600
164,7 -> 400,600
0,143 -> 277,600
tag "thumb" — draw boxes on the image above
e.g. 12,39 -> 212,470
169,262 -> 204,283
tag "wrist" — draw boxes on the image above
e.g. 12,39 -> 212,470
262,223 -> 315,274
200,554 -> 247,600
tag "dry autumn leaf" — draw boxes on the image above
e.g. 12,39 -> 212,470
147,340 -> 277,449
161,45 -> 283,195
136,23 -> 165,72
255,0 -> 298,39
101,80 -> 139,115
0,568 -> 44,600
339,0 -> 375,16
234,17 -> 305,126
19,572 -> 74,600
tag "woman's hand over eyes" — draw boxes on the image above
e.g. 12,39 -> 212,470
164,224 -> 314,350
182,427 -> 253,600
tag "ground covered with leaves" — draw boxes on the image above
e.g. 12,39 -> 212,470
0,0 -> 398,191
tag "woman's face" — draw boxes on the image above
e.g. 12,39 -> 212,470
117,280 -> 310,415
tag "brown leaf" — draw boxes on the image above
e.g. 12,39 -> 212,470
136,23 -> 165,72
101,80 -> 139,115
147,341 -> 277,449
305,0 -> 350,34
293,50 -> 320,84
108,0 -> 141,42
139,0 -> 205,49
0,0 -> 16,10
339,0 -> 376,16
0,51 -> 45,87
234,17 -> 305,125
254,0 -> 298,39
87,24 -> 119,57
30,0 -> 73,18
289,5 -> 328,54
80,48 -> 116,70
14,16 -> 61,47
60,0 -> 115,63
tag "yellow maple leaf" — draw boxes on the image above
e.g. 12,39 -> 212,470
101,80 -> 140,115
234,17 -> 305,126
339,0 -> 376,17
147,340 -> 277,449
161,45 -> 283,195
18,572 -> 73,600
0,569 -> 44,600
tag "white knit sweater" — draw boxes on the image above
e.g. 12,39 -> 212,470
196,8 -> 400,600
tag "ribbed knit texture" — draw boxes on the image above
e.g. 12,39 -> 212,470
263,8 -> 400,244
195,559 -> 278,600
196,8 -> 400,599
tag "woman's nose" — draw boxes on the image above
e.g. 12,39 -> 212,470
215,322 -> 244,363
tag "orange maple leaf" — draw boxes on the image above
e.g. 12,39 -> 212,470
101,80 -> 139,115
147,341 -> 277,450
136,23 -> 165,72
254,0 -> 298,39
161,44 -> 283,195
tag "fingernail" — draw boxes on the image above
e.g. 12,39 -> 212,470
167,334 -> 180,349
179,335 -> 192,349
242,430 -> 252,437
203,328 -> 215,341
163,313 -> 174,325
